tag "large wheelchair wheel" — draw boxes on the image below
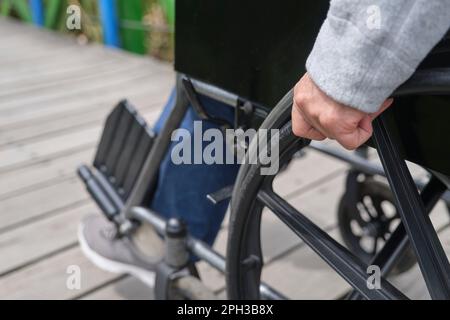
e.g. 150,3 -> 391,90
226,90 -> 450,300
226,90 -> 307,299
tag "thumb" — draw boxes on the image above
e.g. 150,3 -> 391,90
339,115 -> 373,150
355,114 -> 374,147
369,98 -> 394,120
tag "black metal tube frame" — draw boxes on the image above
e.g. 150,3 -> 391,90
308,141 -> 450,206
130,207 -> 287,300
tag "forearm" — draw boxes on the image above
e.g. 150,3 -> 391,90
306,0 -> 450,113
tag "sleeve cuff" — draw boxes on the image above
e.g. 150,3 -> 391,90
306,15 -> 415,113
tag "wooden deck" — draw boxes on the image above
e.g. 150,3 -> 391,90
1,18 -> 449,300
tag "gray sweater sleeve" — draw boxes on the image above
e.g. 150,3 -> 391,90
306,0 -> 450,113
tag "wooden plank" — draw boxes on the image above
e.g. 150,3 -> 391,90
0,45 -> 119,75
0,18 -> 78,43
0,94 -> 168,198
0,246 -> 120,300
0,34 -> 83,52
0,126 -> 100,172
260,228 -> 351,300
0,73 -> 171,126
0,56 -> 119,88
0,106 -> 168,201
273,149 -> 348,198
0,75 -> 173,129
0,45 -> 113,69
0,61 -> 163,100
0,97 -> 165,147
0,49 -> 167,88
0,73 -> 170,128
0,36 -> 164,66
5,38 -> 167,62
0,45 -> 88,67
0,108 -> 161,173
0,178 -> 88,232
0,148 -> 93,199
0,202 -> 96,275
0,111 -> 106,148
0,66 -> 171,112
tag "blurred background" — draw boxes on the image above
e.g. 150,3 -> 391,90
1,0 -> 175,60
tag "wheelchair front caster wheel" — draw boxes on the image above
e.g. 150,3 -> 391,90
337,178 -> 416,275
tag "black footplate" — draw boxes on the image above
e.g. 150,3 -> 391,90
78,100 -> 156,220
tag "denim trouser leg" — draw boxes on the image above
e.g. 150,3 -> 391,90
151,89 -> 240,246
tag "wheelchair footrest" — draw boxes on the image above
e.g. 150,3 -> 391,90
77,100 -> 157,220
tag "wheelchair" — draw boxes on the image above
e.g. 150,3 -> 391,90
78,1 -> 450,299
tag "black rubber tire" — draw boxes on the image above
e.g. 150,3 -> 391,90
226,90 -> 309,299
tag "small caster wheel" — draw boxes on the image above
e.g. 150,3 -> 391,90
337,177 -> 416,275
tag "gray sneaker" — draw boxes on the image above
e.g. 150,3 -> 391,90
78,214 -> 163,287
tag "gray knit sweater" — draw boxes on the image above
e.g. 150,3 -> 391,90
306,0 -> 450,113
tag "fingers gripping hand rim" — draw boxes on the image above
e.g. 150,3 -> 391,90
291,103 -> 326,141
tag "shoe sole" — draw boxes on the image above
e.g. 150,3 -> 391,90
77,224 -> 156,288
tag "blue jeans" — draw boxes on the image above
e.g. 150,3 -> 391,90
151,89 -> 240,246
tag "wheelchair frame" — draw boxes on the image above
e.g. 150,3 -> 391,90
79,67 -> 450,299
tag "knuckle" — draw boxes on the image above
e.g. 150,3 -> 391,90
293,94 -> 305,108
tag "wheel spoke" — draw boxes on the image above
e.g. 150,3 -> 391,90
362,196 -> 378,219
350,219 -> 365,237
372,199 -> 386,219
238,201 -> 264,299
257,189 -> 407,300
372,117 -> 450,299
356,202 -> 372,224
371,237 -> 379,255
